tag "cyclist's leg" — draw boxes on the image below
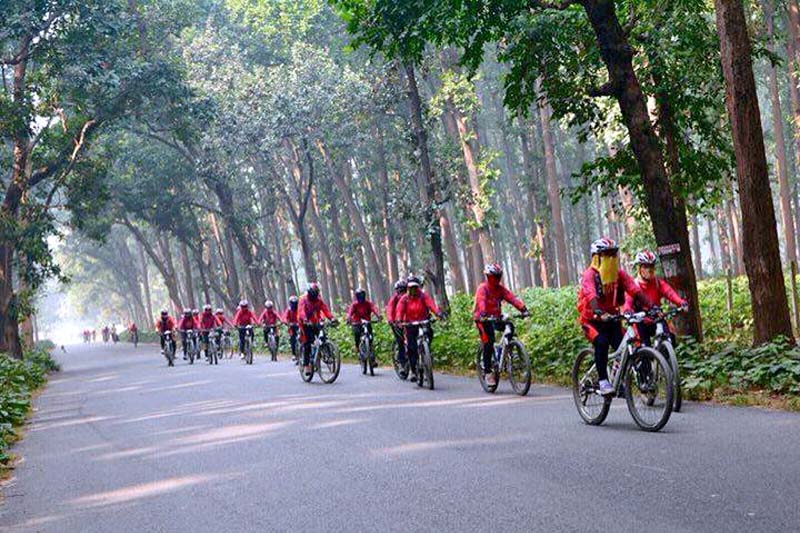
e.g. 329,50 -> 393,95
352,325 -> 362,354
301,325 -> 313,366
181,331 -> 188,356
289,326 -> 298,357
263,327 -> 269,345
238,327 -> 246,355
583,322 -> 611,381
476,321 -> 496,370
160,334 -> 166,351
406,326 -> 419,372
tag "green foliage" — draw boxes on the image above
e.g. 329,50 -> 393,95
0,348 -> 58,464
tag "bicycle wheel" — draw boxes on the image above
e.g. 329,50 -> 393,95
660,342 -> 682,413
571,348 -> 611,426
269,335 -> 278,361
367,339 -> 375,376
393,344 -> 409,380
165,342 -> 175,367
418,342 -> 434,390
359,339 -> 368,375
625,347 -> 673,432
317,342 -> 341,384
245,339 -> 253,365
300,350 -> 314,382
507,340 -> 532,396
188,340 -> 195,365
476,345 -> 498,393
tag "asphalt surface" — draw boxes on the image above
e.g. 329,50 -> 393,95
1,343 -> 800,532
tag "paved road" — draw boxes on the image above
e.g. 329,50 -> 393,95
2,344 -> 800,532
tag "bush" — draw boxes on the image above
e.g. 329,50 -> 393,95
0,348 -> 58,464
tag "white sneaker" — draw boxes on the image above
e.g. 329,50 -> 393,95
598,379 -> 614,395
239,353 -> 245,360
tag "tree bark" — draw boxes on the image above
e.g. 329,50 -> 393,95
137,239 -> 154,320
690,212 -> 704,280
180,241 -> 196,308
715,0 -> 794,342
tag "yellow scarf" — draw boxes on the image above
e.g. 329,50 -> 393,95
590,255 -> 619,285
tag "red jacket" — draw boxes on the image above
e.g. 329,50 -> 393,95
199,311 -> 217,330
259,309 -> 282,326
177,315 -> 196,330
396,291 -> 440,323
385,293 -> 403,323
233,308 -> 258,327
472,279 -> 525,320
577,267 -> 644,324
624,277 -> 686,313
283,307 -> 299,325
214,312 -> 232,328
155,316 -> 176,333
129,323 -> 138,332
347,300 -> 380,322
298,295 -> 334,324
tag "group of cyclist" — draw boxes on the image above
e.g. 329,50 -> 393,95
152,235 -> 688,398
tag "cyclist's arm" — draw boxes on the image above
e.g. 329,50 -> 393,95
423,292 -> 441,316
502,286 -> 526,313
370,302 -> 381,320
658,278 -> 687,307
472,285 -> 485,320
321,301 -> 334,320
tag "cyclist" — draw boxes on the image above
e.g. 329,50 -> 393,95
128,322 -> 138,344
192,308 -> 201,330
177,309 -> 196,359
198,304 -> 218,358
386,279 -> 408,377
623,250 -> 688,347
298,282 -> 334,378
577,238 -> 650,395
154,309 -> 176,353
259,300 -> 283,349
233,300 -> 258,359
396,275 -> 442,382
346,288 -> 382,358
214,307 -> 234,328
474,263 -> 529,387
283,296 -> 300,363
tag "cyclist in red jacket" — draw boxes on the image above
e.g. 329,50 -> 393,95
298,283 -> 335,377
396,275 -> 442,382
474,263 -> 528,387
623,250 -> 688,346
233,300 -> 258,359
177,309 -> 196,360
259,300 -> 283,348
386,279 -> 408,376
283,296 -> 300,362
154,309 -> 176,353
198,304 -> 217,359
577,238 -> 650,395
346,288 -> 382,356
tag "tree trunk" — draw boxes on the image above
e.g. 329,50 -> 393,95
440,208 -> 467,293
536,89 -> 570,287
180,241 -> 196,308
583,0 -> 701,339
137,239 -> 154,320
715,0 -> 794,342
764,0 -> 797,266
690,212 -> 704,280
404,63 -> 449,310
374,119 -> 401,284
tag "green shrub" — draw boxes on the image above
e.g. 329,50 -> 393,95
0,349 -> 58,464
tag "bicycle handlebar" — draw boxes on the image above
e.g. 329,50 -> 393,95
478,312 -> 529,323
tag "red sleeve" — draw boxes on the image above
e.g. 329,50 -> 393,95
580,269 -> 597,300
472,285 -> 485,320
345,303 -> 355,321
619,270 -> 641,295
424,292 -> 440,316
396,296 -> 407,323
385,297 -> 395,322
257,310 -> 267,324
370,302 -> 381,318
622,292 -> 635,314
321,300 -> 334,320
502,286 -> 526,312
658,278 -> 687,306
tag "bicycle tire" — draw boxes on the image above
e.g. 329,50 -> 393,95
571,348 -> 611,426
418,341 -> 434,390
359,339 -> 368,375
245,338 -> 253,365
476,345 -> 498,393
625,347 -> 673,432
165,341 -> 175,367
188,340 -> 195,365
366,339 -> 375,376
317,342 -> 341,384
269,335 -> 278,361
660,342 -> 682,413
393,344 -> 409,380
300,352 -> 314,382
507,340 -> 532,396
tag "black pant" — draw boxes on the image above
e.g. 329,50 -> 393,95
288,325 -> 299,356
180,331 -> 190,356
201,331 -> 210,355
352,323 -> 373,353
405,325 -> 433,372
302,324 -> 322,366
591,322 -> 623,381
479,320 -> 509,372
263,326 -> 279,348
238,327 -> 253,354
391,324 -> 406,363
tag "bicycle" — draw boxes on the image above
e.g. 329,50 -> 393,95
181,329 -> 199,365
402,319 -> 436,390
240,326 -> 254,365
221,330 -> 234,359
649,306 -> 684,413
161,331 -> 176,367
390,324 -> 409,380
299,321 -> 341,384
264,325 -> 279,362
203,329 -> 219,365
130,330 -> 139,348
572,312 -> 674,432
476,313 -> 532,396
351,319 -> 379,376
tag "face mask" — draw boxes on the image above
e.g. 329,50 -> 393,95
356,294 -> 365,303
487,275 -> 501,287
590,254 -> 619,285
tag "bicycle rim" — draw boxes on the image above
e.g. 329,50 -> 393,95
661,342 -> 682,413
571,348 -> 610,425
393,345 -> 408,380
317,343 -> 340,384
359,341 -> 368,374
625,347 -> 673,432
420,342 -> 434,390
507,341 -> 532,396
